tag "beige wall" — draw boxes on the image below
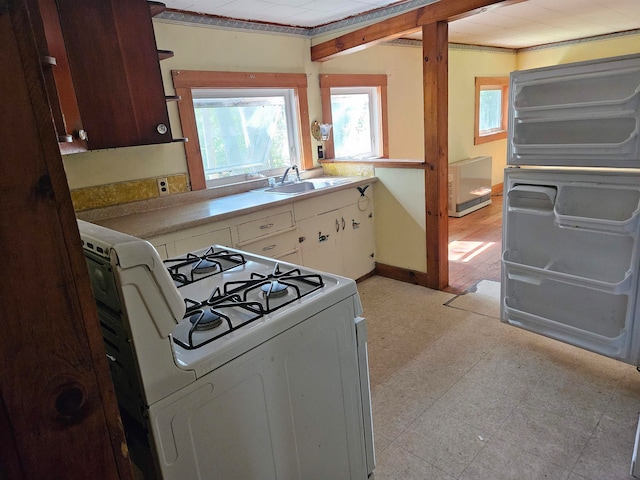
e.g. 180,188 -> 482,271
517,33 -> 640,70
449,46 -> 517,186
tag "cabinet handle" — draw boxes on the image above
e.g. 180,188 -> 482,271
352,220 -> 360,229
319,232 -> 330,242
260,223 -> 274,230
335,219 -> 340,232
262,244 -> 277,251
341,217 -> 346,230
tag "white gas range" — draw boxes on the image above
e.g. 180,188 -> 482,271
78,220 -> 374,479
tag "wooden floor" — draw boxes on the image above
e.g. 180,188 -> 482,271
445,193 -> 503,295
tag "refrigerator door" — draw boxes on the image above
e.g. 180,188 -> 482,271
508,53 -> 640,168
501,168 -> 640,365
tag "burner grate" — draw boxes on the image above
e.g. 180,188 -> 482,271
164,248 -> 246,287
222,264 -> 325,313
173,290 -> 265,350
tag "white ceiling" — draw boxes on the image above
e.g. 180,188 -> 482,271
163,0 -> 640,49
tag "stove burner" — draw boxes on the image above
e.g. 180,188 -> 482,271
192,258 -> 219,274
261,281 -> 289,298
189,309 -> 223,331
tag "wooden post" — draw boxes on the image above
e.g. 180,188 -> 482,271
423,21 -> 449,290
0,1 -> 133,478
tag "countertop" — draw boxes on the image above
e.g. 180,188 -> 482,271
77,176 -> 377,239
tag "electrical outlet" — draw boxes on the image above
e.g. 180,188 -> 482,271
157,177 -> 169,196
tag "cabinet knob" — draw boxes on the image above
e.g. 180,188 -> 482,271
77,129 -> 88,141
156,123 -> 168,134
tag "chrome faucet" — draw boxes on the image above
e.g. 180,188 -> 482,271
280,165 -> 300,184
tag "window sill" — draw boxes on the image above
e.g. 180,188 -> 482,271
474,130 -> 507,145
319,157 -> 426,169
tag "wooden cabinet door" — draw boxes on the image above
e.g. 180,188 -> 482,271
57,0 -> 173,149
26,0 -> 87,153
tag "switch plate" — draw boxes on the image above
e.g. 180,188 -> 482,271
157,177 -> 169,196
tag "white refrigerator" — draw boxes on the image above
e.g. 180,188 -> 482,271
500,53 -> 640,476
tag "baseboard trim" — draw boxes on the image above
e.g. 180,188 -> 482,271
375,263 -> 429,287
492,183 -> 503,195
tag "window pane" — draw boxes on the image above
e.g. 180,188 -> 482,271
194,94 -> 293,180
479,89 -> 503,133
331,92 -> 373,158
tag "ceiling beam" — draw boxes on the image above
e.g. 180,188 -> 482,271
311,0 -> 526,61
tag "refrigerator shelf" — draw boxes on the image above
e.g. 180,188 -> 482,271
503,256 -> 633,294
502,300 -> 628,361
511,115 -> 640,161
513,68 -> 640,119
553,184 -> 640,233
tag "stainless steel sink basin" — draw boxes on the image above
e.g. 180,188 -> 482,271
263,178 -> 351,194
265,181 -> 316,194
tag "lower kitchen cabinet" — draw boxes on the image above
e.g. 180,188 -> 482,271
145,185 -> 374,278
296,185 -> 374,280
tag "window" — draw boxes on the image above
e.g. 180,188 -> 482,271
319,74 -> 388,160
173,71 -> 312,190
474,77 -> 509,145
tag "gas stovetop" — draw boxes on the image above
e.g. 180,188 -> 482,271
164,247 -> 334,351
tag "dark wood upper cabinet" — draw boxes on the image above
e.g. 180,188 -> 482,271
27,0 -> 88,154
53,0 -> 175,151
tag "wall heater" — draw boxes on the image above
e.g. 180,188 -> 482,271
448,156 -> 492,217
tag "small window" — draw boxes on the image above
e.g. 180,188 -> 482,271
330,87 -> 380,159
319,74 -> 388,160
193,89 -> 299,186
173,71 -> 312,191
474,77 -> 509,145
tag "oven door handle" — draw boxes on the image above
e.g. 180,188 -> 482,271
355,316 -> 375,475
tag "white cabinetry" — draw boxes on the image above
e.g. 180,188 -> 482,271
147,205 -> 299,263
296,184 -> 374,279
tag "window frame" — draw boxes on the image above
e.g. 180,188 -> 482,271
474,76 -> 509,145
319,74 -> 388,161
172,70 -> 313,190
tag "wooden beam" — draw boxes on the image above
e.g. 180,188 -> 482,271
423,21 -> 449,290
311,0 -> 524,61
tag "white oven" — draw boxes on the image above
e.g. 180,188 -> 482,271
78,220 -> 374,479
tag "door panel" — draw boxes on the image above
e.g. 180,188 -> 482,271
501,169 -> 640,365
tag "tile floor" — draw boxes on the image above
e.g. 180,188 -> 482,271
359,275 -> 640,480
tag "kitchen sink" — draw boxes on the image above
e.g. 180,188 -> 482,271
263,177 -> 351,194
265,181 -> 317,194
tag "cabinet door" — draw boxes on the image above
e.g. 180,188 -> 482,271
342,203 -> 375,280
57,0 -> 173,149
26,0 -> 86,154
298,211 -> 343,275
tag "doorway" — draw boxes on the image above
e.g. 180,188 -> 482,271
445,192 -> 503,294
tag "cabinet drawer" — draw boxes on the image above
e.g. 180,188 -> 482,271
237,212 -> 294,242
174,227 -> 232,255
239,229 -> 298,259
